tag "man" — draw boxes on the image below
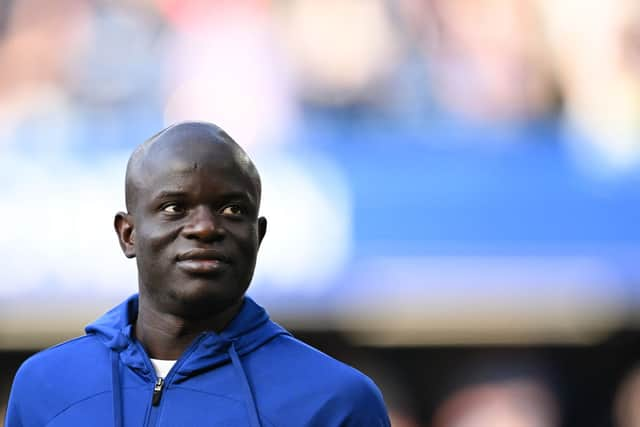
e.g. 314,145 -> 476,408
6,122 -> 390,426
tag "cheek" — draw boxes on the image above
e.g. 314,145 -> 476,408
137,222 -> 181,260
234,224 -> 260,253
227,224 -> 261,275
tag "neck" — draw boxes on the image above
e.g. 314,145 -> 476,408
135,297 -> 243,360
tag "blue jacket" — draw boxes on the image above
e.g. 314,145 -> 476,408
6,295 -> 390,426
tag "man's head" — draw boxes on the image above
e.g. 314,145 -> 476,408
114,122 -> 267,318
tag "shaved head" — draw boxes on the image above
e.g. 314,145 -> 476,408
125,122 -> 261,213
115,121 -> 267,319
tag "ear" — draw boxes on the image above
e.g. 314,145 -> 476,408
257,216 -> 267,246
114,212 -> 136,258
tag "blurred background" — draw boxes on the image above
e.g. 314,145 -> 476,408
1,0 -> 640,425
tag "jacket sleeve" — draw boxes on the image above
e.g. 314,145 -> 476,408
4,355 -> 49,427
5,370 -> 26,427
306,372 -> 392,427
341,375 -> 391,427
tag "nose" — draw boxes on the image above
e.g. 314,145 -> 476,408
182,206 -> 225,242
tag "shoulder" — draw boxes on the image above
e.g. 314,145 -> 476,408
269,334 -> 375,381
250,334 -> 390,425
15,334 -> 108,383
7,335 -> 111,425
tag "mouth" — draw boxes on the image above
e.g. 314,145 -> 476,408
176,249 -> 230,274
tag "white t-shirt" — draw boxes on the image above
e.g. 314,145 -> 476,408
150,358 -> 177,379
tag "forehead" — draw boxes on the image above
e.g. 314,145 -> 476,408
136,137 -> 258,201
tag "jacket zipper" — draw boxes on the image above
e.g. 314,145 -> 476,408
152,377 -> 164,406
142,334 -> 208,427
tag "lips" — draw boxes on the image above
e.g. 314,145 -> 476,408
176,249 -> 230,274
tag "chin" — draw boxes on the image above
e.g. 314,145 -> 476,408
169,281 -> 244,317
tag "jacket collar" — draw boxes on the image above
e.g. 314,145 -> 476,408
86,294 -> 290,381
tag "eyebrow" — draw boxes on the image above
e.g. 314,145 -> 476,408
219,191 -> 257,205
151,190 -> 256,205
152,190 -> 188,201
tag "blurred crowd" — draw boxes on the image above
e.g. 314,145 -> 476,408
1,0 -> 639,167
351,344 -> 640,427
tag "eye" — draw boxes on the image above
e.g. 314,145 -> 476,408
162,203 -> 184,214
221,205 -> 244,217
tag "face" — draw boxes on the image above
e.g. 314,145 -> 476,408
115,138 -> 266,318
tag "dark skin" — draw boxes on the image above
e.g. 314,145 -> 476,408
114,122 -> 267,360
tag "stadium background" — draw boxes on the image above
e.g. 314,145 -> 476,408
1,0 -> 640,425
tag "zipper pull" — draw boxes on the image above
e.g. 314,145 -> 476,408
152,377 -> 165,406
